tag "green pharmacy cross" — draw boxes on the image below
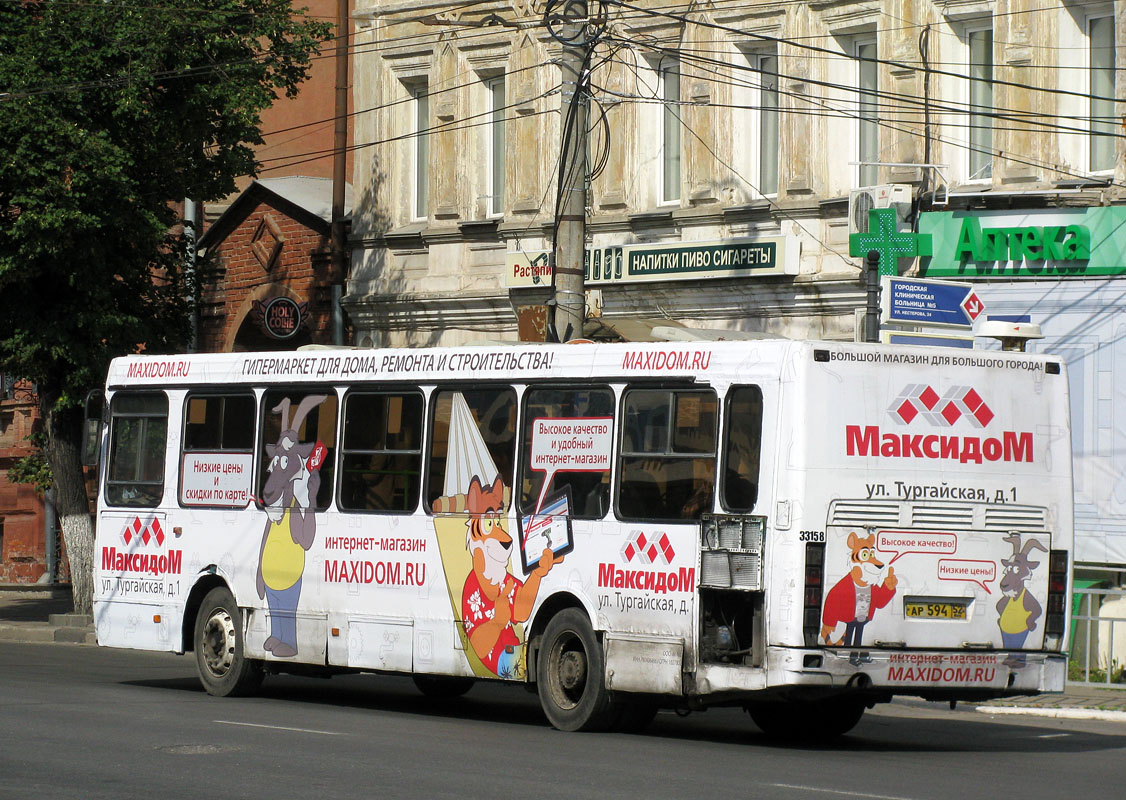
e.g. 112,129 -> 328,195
849,207 -> 932,276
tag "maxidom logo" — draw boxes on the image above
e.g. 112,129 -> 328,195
889,384 -> 994,428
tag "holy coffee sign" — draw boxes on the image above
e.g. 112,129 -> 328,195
254,297 -> 307,340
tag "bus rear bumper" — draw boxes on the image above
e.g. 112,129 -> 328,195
769,648 -> 1067,698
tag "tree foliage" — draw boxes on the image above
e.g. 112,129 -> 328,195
0,0 -> 332,607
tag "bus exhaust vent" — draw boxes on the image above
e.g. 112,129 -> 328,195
828,500 -> 901,526
983,505 -> 1047,531
699,514 -> 765,591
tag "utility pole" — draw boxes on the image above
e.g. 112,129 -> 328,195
330,0 -> 350,346
550,0 -> 589,342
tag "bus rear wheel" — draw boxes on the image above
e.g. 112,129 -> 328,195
194,587 -> 264,697
537,609 -> 617,732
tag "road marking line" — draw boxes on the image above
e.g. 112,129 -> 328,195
215,720 -> 344,736
1037,733 -> 1070,739
771,784 -> 916,800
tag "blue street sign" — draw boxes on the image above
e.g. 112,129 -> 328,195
881,330 -> 974,349
880,276 -> 986,328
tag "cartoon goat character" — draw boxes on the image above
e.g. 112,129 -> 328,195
996,532 -> 1048,650
256,395 -> 328,658
821,531 -> 898,660
461,475 -> 561,678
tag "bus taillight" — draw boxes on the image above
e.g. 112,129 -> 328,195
803,543 -> 825,647
1044,549 -> 1068,651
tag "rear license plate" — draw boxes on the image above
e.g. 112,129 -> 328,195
905,599 -> 969,620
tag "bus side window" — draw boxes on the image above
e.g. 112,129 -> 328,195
426,387 -> 517,512
721,386 -> 763,513
618,388 -> 717,522
180,393 -> 256,508
106,392 -> 169,508
259,389 -> 338,511
518,386 -> 614,520
340,391 -> 423,513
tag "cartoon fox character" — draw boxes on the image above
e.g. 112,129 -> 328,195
821,531 -> 898,653
461,475 -> 561,678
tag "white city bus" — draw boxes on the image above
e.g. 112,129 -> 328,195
89,339 -> 1073,738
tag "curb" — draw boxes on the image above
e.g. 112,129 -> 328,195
975,705 -> 1126,723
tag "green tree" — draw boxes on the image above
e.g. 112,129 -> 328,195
0,1 -> 332,612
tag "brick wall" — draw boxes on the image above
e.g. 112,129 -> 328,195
198,198 -> 339,353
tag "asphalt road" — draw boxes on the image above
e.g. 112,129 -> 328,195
2,642 -> 1124,800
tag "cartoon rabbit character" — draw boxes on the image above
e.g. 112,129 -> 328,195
256,395 -> 327,658
461,475 -> 561,678
996,532 -> 1048,650
821,531 -> 898,660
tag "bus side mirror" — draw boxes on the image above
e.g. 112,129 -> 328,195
82,391 -> 104,468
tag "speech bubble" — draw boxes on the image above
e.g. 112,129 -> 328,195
938,558 -> 997,594
877,530 -> 958,565
529,416 -> 613,514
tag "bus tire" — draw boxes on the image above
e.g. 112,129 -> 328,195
537,609 -> 617,732
194,587 -> 264,698
412,674 -> 474,699
747,697 -> 865,742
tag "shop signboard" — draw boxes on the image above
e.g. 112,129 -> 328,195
919,207 -> 1126,278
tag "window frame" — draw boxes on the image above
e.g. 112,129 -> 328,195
178,391 -> 257,510
256,387 -> 339,513
964,23 -> 994,182
409,82 -> 430,222
486,74 -> 506,218
105,391 -> 169,509
424,384 -> 519,516
1087,13 -> 1116,174
732,46 -> 779,200
338,388 -> 425,514
659,59 -> 682,205
616,386 -> 719,523
719,385 -> 765,514
516,384 -> 616,522
855,36 -> 879,188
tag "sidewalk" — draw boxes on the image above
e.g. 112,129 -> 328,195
1,585 -> 1123,719
0,584 -> 95,644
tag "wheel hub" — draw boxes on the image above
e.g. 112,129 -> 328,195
558,649 -> 586,691
201,609 -> 236,677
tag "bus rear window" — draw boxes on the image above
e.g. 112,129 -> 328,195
618,388 -> 717,521
106,392 -> 168,508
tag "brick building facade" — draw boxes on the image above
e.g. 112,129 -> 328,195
197,177 -> 353,352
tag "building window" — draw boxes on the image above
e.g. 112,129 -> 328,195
1089,15 -> 1116,173
734,48 -> 779,199
660,60 -> 682,204
857,38 -> 879,187
966,25 -> 993,181
486,76 -> 506,217
410,84 -> 429,221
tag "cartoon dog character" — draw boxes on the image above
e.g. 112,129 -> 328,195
821,531 -> 898,660
256,395 -> 327,658
461,475 -> 561,678
997,532 -> 1048,651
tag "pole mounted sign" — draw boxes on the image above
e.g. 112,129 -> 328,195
849,208 -> 932,277
881,276 -> 986,328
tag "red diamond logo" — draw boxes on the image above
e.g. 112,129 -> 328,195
973,405 -> 995,427
141,528 -> 151,546
152,519 -> 164,546
123,529 -> 132,546
962,388 -> 983,412
635,532 -> 647,551
645,544 -> 659,562
132,518 -> 142,534
658,533 -> 675,562
919,386 -> 940,410
941,402 -> 962,426
623,542 -> 636,561
896,399 -> 918,423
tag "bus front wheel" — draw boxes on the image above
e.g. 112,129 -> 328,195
194,587 -> 264,697
537,609 -> 617,731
